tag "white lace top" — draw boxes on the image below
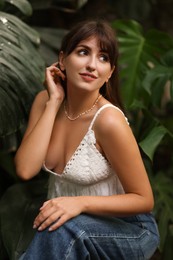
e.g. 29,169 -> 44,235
43,104 -> 128,199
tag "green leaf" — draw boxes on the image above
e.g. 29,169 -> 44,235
5,0 -> 32,16
151,173 -> 173,251
142,49 -> 173,106
0,11 -> 45,151
34,26 -> 68,64
112,19 -> 173,108
158,209 -> 170,251
129,99 -> 147,110
0,0 -> 5,9
143,65 -> 173,95
170,78 -> 173,100
34,27 -> 68,50
0,11 -> 40,45
0,57 -> 26,84
139,126 -> 168,160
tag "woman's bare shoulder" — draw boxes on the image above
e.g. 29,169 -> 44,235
27,90 -> 49,121
95,104 -> 129,135
34,89 -> 49,105
30,90 -> 49,112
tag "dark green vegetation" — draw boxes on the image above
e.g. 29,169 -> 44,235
0,1 -> 173,259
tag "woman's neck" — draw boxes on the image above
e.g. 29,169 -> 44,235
65,91 -> 101,118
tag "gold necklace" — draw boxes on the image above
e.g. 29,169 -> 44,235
64,94 -> 102,121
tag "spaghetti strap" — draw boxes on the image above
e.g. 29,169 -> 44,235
89,104 -> 129,130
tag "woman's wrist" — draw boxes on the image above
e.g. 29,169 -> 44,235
77,196 -> 90,213
46,96 -> 63,109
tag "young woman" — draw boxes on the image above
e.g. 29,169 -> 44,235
15,20 -> 159,259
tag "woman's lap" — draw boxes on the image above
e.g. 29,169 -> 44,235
21,213 -> 160,260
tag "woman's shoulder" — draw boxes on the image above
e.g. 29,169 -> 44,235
97,102 -> 128,125
34,89 -> 49,104
28,90 -> 49,118
31,90 -> 49,109
94,103 -> 129,136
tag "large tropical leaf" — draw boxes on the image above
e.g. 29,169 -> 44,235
143,49 -> 173,104
112,20 -> 173,108
139,126 -> 168,160
34,26 -> 68,65
0,11 -> 45,152
128,100 -> 172,160
3,0 -> 32,16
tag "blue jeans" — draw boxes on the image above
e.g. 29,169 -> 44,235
20,213 -> 159,260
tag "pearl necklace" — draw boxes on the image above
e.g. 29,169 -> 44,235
64,94 -> 102,121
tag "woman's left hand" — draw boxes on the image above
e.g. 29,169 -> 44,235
33,196 -> 83,231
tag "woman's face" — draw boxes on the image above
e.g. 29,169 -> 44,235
59,36 -> 114,93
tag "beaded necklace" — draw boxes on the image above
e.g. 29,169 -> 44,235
64,94 -> 102,121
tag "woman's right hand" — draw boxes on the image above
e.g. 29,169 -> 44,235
45,62 -> 66,102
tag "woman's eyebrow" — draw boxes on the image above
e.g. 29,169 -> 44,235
76,44 -> 108,53
76,44 -> 91,50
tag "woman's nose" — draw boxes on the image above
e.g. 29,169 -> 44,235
86,56 -> 96,71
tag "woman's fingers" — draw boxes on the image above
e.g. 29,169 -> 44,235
37,210 -> 64,231
33,204 -> 54,228
46,63 -> 65,81
48,214 -> 69,231
51,61 -> 59,67
34,197 -> 83,232
33,199 -> 66,230
39,200 -> 50,210
44,65 -> 65,100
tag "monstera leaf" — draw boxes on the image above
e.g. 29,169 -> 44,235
112,19 -> 173,160
0,11 -> 45,152
112,20 -> 173,108
142,49 -> 173,104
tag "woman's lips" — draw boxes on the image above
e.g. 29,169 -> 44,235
79,73 -> 97,81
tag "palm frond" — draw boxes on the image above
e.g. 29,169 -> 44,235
0,11 -> 45,152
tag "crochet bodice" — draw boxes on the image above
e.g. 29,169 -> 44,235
43,104 -> 128,199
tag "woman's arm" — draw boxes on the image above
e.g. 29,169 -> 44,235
89,107 -> 154,214
33,108 -> 154,232
14,64 -> 65,180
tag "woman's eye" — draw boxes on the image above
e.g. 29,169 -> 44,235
78,49 -> 88,56
100,54 -> 109,62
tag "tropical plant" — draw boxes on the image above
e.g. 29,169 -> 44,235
0,0 -> 173,258
112,20 -> 173,258
0,1 -> 45,198
0,1 -> 87,259
0,0 -> 87,181
0,0 -> 88,153
0,1 -> 45,153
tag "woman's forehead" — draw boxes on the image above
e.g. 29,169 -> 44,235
76,36 -> 108,51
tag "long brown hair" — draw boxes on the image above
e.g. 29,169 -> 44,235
60,20 -> 124,110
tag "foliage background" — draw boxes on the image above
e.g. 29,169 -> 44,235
0,0 -> 173,259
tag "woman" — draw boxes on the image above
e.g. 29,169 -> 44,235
15,20 -> 159,259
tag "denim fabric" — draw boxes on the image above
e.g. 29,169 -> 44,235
20,213 -> 159,260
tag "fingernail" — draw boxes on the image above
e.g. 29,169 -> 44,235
33,224 -> 37,229
38,226 -> 42,231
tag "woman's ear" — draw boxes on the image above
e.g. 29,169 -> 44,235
58,51 -> 65,71
106,66 -> 115,82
